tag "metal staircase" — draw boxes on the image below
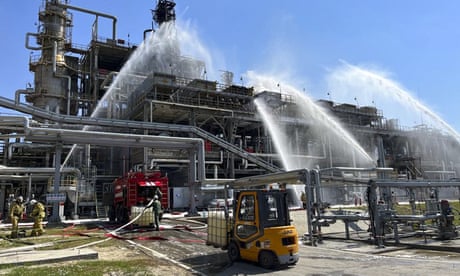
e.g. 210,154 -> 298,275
192,127 -> 281,173
94,184 -> 106,218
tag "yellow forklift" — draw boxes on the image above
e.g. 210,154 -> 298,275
207,170 -> 305,269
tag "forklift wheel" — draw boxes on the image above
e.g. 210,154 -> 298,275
258,250 -> 279,269
228,241 -> 240,262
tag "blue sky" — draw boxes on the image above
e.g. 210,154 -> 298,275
1,1 -> 460,132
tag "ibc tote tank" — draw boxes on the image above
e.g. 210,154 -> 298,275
206,208 -> 230,248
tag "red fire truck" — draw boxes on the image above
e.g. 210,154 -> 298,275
109,169 -> 168,223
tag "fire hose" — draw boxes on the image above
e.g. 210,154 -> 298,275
108,198 -> 156,237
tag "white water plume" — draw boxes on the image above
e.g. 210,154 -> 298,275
63,21 -> 214,168
254,97 -> 292,170
94,21 -> 206,120
247,71 -> 375,170
326,62 -> 460,144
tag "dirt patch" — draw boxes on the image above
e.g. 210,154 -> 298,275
92,243 -> 194,275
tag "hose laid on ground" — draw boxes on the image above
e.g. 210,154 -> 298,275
164,216 -> 208,230
108,198 -> 155,236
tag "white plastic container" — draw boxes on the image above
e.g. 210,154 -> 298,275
130,206 -> 153,226
207,208 -> 230,248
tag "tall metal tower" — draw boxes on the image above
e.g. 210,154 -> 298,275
26,0 -> 75,115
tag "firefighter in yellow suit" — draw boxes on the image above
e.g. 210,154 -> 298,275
29,199 -> 46,236
9,196 -> 25,238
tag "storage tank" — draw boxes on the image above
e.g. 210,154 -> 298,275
206,209 -> 230,248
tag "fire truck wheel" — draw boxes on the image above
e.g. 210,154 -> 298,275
228,241 -> 240,262
258,250 -> 278,269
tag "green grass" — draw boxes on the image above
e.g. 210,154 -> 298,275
393,200 -> 460,226
0,224 -> 107,250
1,259 -> 158,276
331,200 -> 460,225
0,223 -> 166,275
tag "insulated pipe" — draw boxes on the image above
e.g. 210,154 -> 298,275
2,138 -> 7,166
50,143 -> 62,222
250,152 -> 326,160
312,169 -> 322,205
27,174 -> 32,202
0,116 -> 29,129
0,165 -> 82,214
150,151 -> 224,165
374,180 -> 460,188
15,89 -> 34,105
56,3 -> 117,40
8,143 -> 72,160
188,149 -> 197,214
0,165 -> 81,178
0,175 -> 51,180
25,127 -> 203,148
24,126 -> 206,183
319,167 -> 393,173
53,41 -> 72,115
225,168 -> 310,188
301,170 -> 313,245
196,140 -> 205,182
0,97 -> 280,172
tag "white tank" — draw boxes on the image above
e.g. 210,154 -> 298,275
206,209 -> 230,248
130,206 -> 153,226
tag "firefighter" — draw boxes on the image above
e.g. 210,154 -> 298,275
155,186 -> 162,200
300,191 -> 307,209
29,199 -> 46,236
9,196 -> 25,238
152,195 -> 162,231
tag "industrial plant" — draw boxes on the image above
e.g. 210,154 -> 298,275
1,0 -> 460,250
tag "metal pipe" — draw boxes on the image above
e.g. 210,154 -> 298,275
0,165 -> 81,178
53,40 -> 57,72
150,151 -> 224,165
320,166 -> 393,173
312,169 -> 322,205
226,168 -> 310,188
196,140 -> 205,182
302,170 -> 314,245
27,174 -> 32,202
392,214 -> 442,221
56,3 -> 117,40
0,98 -> 280,172
188,149 -> 197,214
375,180 -> 460,188
143,29 -> 153,40
250,152 -> 326,160
53,41 -> 72,115
424,170 -> 456,174
24,125 -> 205,182
8,143 -> 73,160
92,46 -> 99,107
25,33 -> 41,50
2,138 -> 7,166
15,89 -> 34,105
0,175 -> 51,180
51,143 -> 63,222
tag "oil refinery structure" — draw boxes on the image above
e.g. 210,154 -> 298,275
1,0 -> 460,221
